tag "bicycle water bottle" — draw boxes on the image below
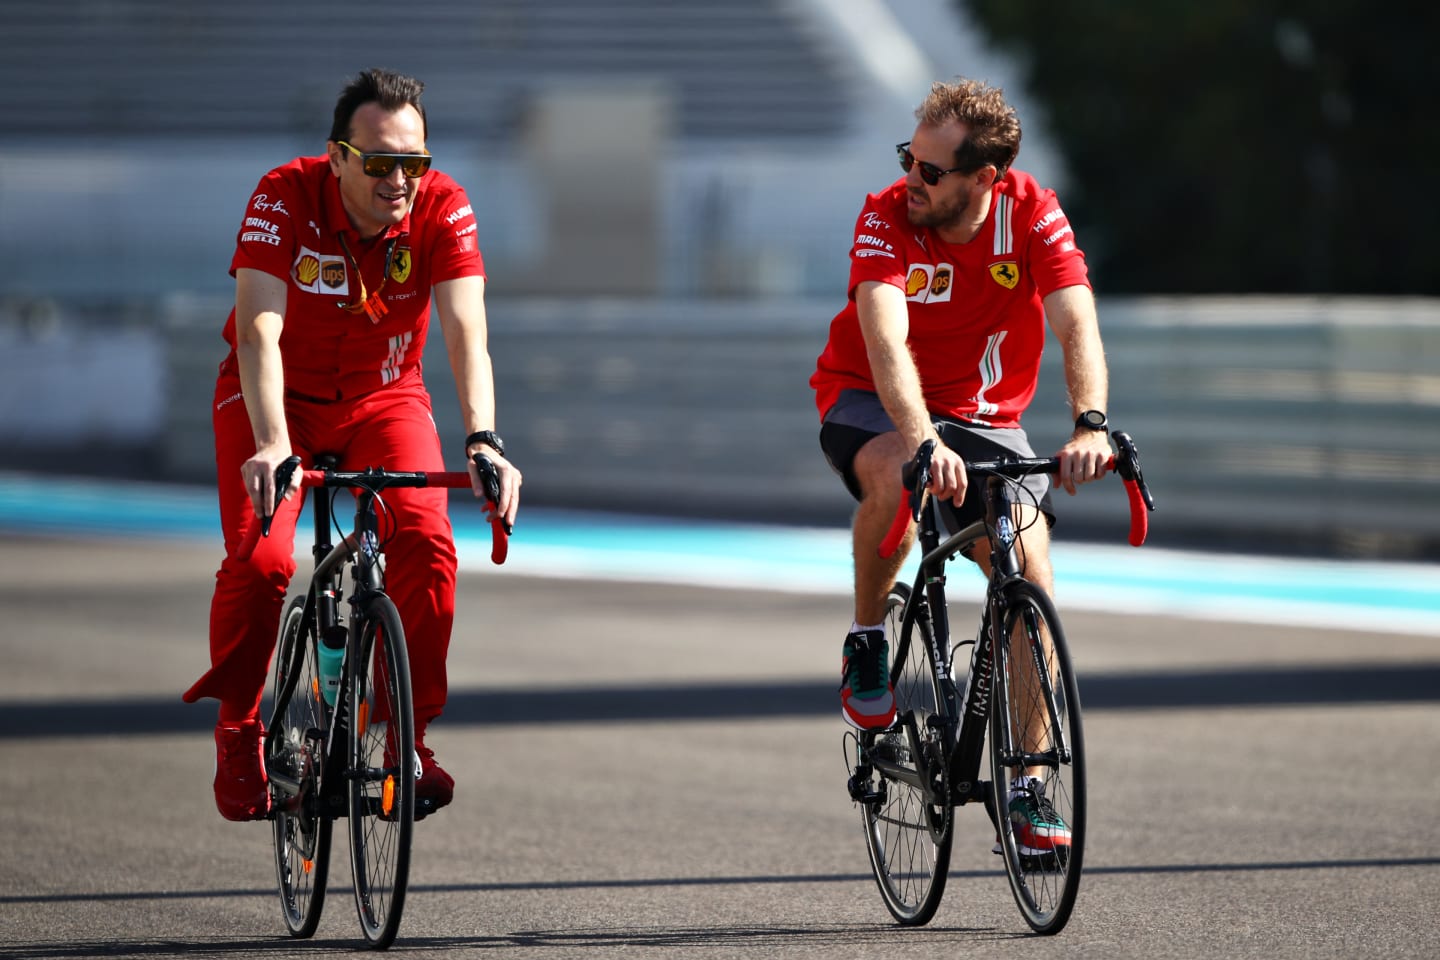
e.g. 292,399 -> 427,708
319,625 -> 346,707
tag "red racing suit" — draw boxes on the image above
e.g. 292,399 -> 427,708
183,156 -> 485,729
811,170 -> 1090,427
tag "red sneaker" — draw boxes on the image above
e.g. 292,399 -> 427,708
840,630 -> 896,731
213,719 -> 270,821
415,740 -> 454,819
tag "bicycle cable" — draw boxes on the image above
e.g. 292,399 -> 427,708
971,465 -> 1046,572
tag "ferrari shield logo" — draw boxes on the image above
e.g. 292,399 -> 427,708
989,261 -> 1020,289
389,247 -> 412,284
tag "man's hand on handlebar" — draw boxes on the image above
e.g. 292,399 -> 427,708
1055,430 -> 1113,496
925,439 -> 969,507
240,446 -> 301,523
466,448 -> 521,532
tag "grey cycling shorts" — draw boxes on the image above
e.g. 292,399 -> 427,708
818,388 -> 1055,529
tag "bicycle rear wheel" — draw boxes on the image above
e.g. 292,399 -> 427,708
347,593 -> 414,949
269,595 -> 333,938
859,582 -> 954,925
989,581 -> 1086,934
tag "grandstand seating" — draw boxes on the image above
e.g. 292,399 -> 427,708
3,0 -> 854,141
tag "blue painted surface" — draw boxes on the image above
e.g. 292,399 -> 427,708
2,473 -> 1436,635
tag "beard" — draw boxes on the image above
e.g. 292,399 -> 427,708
907,188 -> 971,230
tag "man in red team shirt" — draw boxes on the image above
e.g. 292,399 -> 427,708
184,69 -> 521,821
813,78 -> 1111,734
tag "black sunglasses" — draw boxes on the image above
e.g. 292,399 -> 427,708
337,141 -> 433,179
896,142 -> 966,186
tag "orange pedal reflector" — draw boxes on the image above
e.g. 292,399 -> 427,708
303,858 -> 313,875
357,700 -> 369,736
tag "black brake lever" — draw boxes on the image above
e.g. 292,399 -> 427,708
471,453 -> 512,534
261,455 -> 304,537
900,439 -> 937,522
1110,431 -> 1155,511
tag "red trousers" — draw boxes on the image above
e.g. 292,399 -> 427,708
183,369 -> 457,730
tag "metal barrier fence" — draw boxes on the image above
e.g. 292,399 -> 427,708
5,296 -> 1436,560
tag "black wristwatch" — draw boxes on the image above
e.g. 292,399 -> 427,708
465,429 -> 505,456
1074,410 -> 1108,433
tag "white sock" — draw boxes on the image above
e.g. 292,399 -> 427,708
850,621 -> 884,634
1011,775 -> 1042,799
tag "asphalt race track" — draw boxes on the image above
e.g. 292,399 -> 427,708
1,535 -> 1437,959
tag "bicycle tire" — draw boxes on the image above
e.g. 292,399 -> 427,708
860,581 -> 954,925
269,595 -> 333,939
347,593 -> 414,949
989,581 -> 1086,934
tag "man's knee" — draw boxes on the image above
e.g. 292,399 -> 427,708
853,432 -> 910,503
1017,521 -> 1054,590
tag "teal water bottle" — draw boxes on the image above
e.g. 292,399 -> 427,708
318,626 -> 346,707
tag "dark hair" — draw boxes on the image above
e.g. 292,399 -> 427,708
328,68 -> 428,143
914,78 -> 1021,176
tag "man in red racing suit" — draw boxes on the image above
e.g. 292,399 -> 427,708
183,69 -> 521,822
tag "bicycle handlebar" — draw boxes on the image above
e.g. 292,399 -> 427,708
238,453 -> 511,565
877,429 -> 1156,559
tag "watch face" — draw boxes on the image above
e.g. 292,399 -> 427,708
1078,410 -> 1107,430
468,430 -> 505,455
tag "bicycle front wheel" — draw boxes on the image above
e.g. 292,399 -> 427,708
347,594 -> 415,949
989,581 -> 1086,934
269,595 -> 333,938
860,582 -> 954,925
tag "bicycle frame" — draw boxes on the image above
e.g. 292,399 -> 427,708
856,431 -> 1152,930
263,457 -> 506,817
265,460 -> 389,819
874,431 -> 1152,802
884,470 -> 1039,811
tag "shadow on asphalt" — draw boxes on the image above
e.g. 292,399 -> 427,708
4,856 -> 1440,907
3,663 -> 1438,739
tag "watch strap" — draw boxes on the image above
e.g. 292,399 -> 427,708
465,430 -> 505,455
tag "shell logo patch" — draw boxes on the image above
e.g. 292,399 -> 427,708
905,267 -> 931,298
989,262 -> 1020,289
295,255 -> 320,286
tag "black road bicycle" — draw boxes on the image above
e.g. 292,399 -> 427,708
244,453 -> 509,949
847,430 -> 1153,933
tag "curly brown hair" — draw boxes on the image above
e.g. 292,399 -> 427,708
914,78 -> 1021,176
